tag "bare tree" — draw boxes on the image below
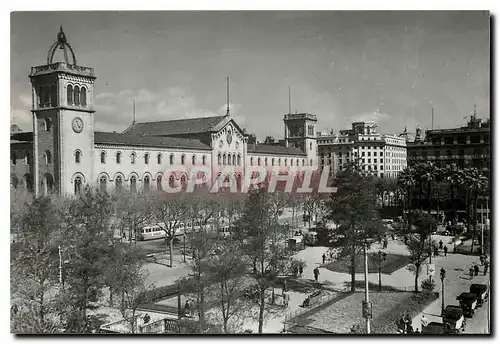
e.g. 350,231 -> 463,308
152,192 -> 190,267
115,192 -> 152,245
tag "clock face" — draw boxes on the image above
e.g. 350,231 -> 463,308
72,117 -> 83,133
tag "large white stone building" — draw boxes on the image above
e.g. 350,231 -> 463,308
10,28 -> 318,196
317,121 -> 407,178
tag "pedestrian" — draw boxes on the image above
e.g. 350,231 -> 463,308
283,279 -> 288,293
143,313 -> 151,324
383,239 -> 388,249
439,240 -> 443,250
421,314 -> 429,330
433,246 -> 439,258
293,265 -> 299,278
10,304 -> 18,316
184,300 -> 191,317
391,233 -> 395,240
474,263 -> 479,276
469,266 -> 474,279
480,255 -> 485,266
283,291 -> 290,307
298,265 -> 303,278
443,246 -> 448,257
484,261 -> 489,275
322,253 -> 326,264
313,267 -> 319,282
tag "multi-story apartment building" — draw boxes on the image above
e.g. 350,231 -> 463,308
318,121 -> 407,179
407,116 -> 490,172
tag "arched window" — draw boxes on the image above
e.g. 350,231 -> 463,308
170,154 -> 174,165
130,176 -> 137,193
25,174 -> 33,192
250,157 -> 253,166
11,175 -> 18,189
181,155 -> 186,165
50,85 -> 57,107
99,175 -> 107,193
310,142 -> 313,150
227,154 -> 231,166
296,159 -> 299,166
45,174 -> 54,194
237,154 -> 241,166
44,118 -> 52,132
157,175 -> 163,191
73,86 -> 80,105
265,158 -> 268,166
45,150 -> 52,164
144,153 -> 150,164
116,152 -> 121,164
285,158 -> 288,166
143,175 -> 150,193
75,150 -> 81,164
181,174 -> 187,185
169,175 -> 175,188
310,159 -> 313,166
218,153 -> 222,166
192,155 -> 196,165
11,151 -> 16,165
80,87 -> 87,106
291,159 -> 294,166
278,158 -> 281,166
271,158 -> 274,166
258,157 -> 261,166
115,175 -> 123,194
67,85 -> 73,105
232,154 -> 236,166
223,154 -> 227,165
202,155 -> 207,165
302,159 -> 305,166
131,152 -> 136,164
157,153 -> 162,164
74,176 -> 83,195
100,151 -> 106,164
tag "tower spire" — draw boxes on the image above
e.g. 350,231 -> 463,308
132,99 -> 136,125
288,86 -> 292,114
225,77 -> 230,116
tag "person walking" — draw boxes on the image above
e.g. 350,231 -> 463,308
322,253 -> 326,264
298,265 -> 303,278
480,255 -> 485,266
443,246 -> 448,257
484,260 -> 489,275
184,300 -> 191,317
469,266 -> 474,279
439,240 -> 443,250
143,313 -> 151,324
283,279 -> 288,293
474,263 -> 479,276
313,267 -> 320,282
282,291 -> 290,307
383,239 -> 388,249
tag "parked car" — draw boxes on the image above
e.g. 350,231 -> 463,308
457,293 -> 478,318
470,284 -> 488,307
442,305 -> 466,333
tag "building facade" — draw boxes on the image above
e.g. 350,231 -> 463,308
407,116 -> 490,172
10,28 -> 318,197
317,121 -> 407,179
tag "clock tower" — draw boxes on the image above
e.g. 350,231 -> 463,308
30,27 -> 96,196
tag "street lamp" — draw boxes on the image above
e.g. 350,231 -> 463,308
183,233 -> 186,263
440,268 -> 446,316
378,251 -> 387,292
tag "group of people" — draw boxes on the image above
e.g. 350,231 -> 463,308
469,255 -> 489,278
435,240 -> 449,257
396,313 -> 414,334
183,299 -> 195,318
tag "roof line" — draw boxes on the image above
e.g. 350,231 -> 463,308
132,115 -> 226,125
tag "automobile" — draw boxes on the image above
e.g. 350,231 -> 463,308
421,322 -> 444,334
469,284 -> 488,307
442,305 -> 466,333
457,293 -> 478,318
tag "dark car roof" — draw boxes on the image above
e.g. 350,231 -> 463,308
422,322 -> 443,334
458,292 -> 477,299
443,306 -> 463,320
470,284 -> 488,292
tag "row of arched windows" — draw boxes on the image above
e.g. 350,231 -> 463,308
38,85 -> 58,108
217,153 -> 241,166
100,151 -> 208,166
96,173 -> 191,194
67,85 -> 87,106
249,157 -> 306,167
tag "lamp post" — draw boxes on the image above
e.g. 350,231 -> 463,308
362,243 -> 372,334
378,251 -> 387,292
440,268 -> 446,316
183,233 -> 186,263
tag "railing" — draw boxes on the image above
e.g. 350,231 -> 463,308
284,291 -> 338,328
30,62 -> 94,76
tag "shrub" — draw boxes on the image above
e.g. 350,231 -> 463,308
421,278 -> 436,292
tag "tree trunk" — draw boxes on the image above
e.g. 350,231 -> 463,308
109,288 -> 113,307
350,247 -> 356,291
414,264 -> 420,292
169,237 -> 174,267
471,194 -> 478,253
258,288 -> 265,334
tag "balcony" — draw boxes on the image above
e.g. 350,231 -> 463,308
30,62 -> 95,77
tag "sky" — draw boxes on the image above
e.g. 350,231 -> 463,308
10,11 -> 490,140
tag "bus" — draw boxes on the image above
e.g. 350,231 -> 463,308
137,221 -> 213,241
